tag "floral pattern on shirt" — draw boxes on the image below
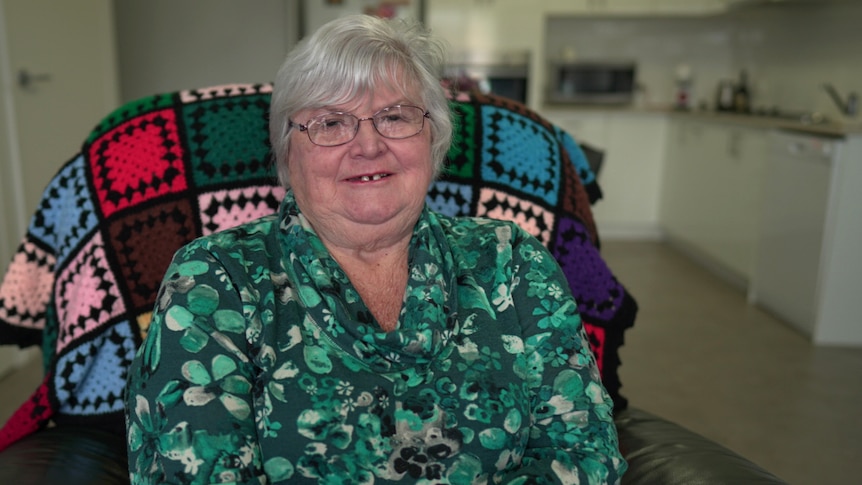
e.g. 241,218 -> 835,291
125,190 -> 626,484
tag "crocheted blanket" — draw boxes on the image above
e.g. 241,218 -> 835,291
0,84 -> 637,451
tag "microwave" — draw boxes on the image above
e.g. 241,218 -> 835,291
547,61 -> 636,105
443,62 -> 529,105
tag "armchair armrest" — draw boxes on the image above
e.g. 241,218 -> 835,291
615,407 -> 788,484
0,426 -> 128,485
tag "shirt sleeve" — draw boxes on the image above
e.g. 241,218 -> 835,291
496,226 -> 627,484
125,242 -> 266,485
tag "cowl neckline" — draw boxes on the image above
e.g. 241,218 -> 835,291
278,190 -> 461,375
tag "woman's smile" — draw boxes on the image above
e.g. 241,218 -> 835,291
348,172 -> 392,183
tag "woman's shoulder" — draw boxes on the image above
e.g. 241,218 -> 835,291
436,213 -> 535,243
434,213 -> 546,260
179,213 -> 282,262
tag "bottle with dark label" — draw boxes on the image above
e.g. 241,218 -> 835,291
733,69 -> 751,114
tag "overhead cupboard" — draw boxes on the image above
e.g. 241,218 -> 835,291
427,0 -> 752,55
543,0 -> 736,15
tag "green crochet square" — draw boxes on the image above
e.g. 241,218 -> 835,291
445,101 -> 477,179
181,94 -> 276,188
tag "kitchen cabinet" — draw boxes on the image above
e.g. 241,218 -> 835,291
544,0 -> 729,16
750,132 -> 862,346
426,0 -> 542,57
814,135 -> 862,346
660,117 -> 769,284
750,131 -> 834,338
427,0 -> 544,107
543,109 -> 667,239
653,0 -> 728,15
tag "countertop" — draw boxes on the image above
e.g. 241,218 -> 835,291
541,103 -> 862,138
666,109 -> 862,138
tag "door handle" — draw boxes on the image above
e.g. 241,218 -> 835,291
17,69 -> 52,88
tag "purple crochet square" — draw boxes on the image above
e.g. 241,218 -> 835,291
553,216 -> 625,323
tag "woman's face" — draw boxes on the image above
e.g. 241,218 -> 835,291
286,85 -> 434,247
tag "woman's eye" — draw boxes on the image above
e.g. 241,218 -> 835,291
319,117 -> 346,129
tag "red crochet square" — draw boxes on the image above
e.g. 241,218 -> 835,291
88,109 -> 187,218
583,322 -> 606,375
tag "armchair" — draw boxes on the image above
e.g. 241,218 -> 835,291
0,84 -> 786,484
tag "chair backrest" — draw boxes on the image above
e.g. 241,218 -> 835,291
0,83 -> 636,451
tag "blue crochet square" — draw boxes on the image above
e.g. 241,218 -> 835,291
27,154 -> 99,267
54,320 -> 137,415
555,127 -> 597,186
480,107 -> 560,207
426,181 -> 473,217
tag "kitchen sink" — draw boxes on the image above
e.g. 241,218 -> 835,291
748,108 -> 832,125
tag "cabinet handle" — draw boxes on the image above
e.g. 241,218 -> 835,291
17,69 -> 52,88
728,131 -> 742,160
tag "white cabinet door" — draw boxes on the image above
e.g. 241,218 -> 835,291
545,0 -> 729,15
543,111 -> 609,148
710,125 -> 769,278
427,0 -> 541,56
654,0 -> 728,15
544,0 -> 592,15
601,0 -> 656,14
426,0 -> 471,55
660,120 -> 702,239
591,113 -> 667,237
545,110 -> 666,238
661,119 -> 727,253
660,118 -> 768,282
545,0 -> 648,15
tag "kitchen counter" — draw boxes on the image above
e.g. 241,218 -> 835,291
666,109 -> 862,138
541,103 -> 862,138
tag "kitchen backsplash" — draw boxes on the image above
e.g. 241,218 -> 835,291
545,2 -> 862,119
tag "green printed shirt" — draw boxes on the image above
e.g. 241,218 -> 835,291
125,191 -> 626,484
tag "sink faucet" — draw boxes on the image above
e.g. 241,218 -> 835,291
822,83 -> 858,117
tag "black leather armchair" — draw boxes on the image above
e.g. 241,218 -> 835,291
0,85 -> 787,484
0,409 -> 787,484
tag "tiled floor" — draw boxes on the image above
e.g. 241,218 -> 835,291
0,241 -> 859,483
603,240 -> 862,485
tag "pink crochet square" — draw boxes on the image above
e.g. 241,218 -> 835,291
54,232 -> 126,353
198,186 -> 285,235
477,188 -> 555,246
0,241 -> 55,330
180,83 -> 273,103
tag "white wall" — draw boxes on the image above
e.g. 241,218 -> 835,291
0,2 -> 17,274
545,2 -> 862,121
546,15 -> 735,110
731,3 -> 862,119
114,0 -> 300,102
1,0 -> 119,380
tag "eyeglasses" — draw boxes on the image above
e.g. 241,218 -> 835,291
288,105 -> 430,147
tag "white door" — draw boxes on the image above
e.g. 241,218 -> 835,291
0,0 -> 119,377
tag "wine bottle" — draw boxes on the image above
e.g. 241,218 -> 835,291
733,70 -> 751,114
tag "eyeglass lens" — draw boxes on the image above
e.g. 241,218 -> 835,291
305,105 -> 426,146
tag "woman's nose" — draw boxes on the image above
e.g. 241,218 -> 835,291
351,118 -> 386,155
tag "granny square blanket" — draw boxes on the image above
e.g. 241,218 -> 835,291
0,84 -> 637,451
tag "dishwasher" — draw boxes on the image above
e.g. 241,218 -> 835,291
749,129 -> 840,337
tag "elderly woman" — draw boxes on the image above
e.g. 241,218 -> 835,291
124,14 -> 626,485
